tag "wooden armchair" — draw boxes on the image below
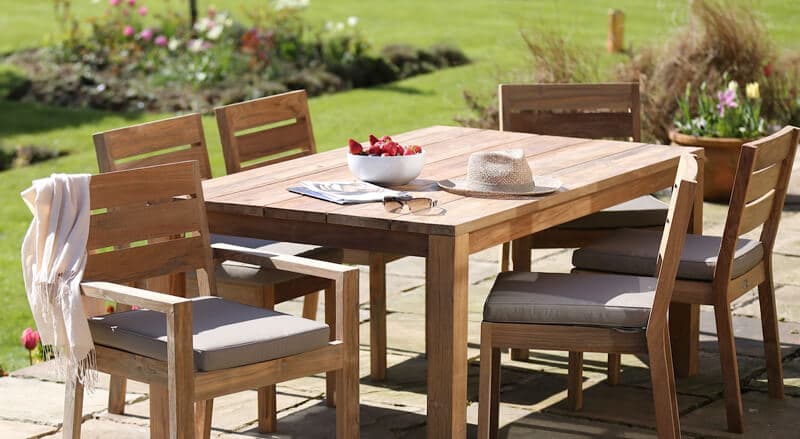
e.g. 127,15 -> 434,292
572,126 -> 800,432
478,154 -> 699,439
215,90 -> 397,381
498,82 -> 670,368
63,161 -> 359,438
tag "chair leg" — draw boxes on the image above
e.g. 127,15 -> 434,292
195,399 -> 213,439
714,302 -> 745,433
108,375 -> 127,414
325,285 -> 337,407
369,252 -> 388,381
149,383 -> 169,439
499,242 -> 511,272
478,323 -> 501,439
663,329 -> 681,436
567,351 -> 583,411
757,272 -> 785,399
257,386 -> 278,433
63,375 -> 84,439
607,353 -> 621,386
647,329 -> 681,439
302,291 -> 320,320
510,236 -> 533,361
335,344 -> 360,438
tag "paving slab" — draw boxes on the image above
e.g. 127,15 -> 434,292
733,284 -> 800,323
784,153 -> 800,205
41,418 -> 151,438
680,391 -> 800,438
10,362 -> 149,394
0,419 -> 57,439
698,310 -> 800,359
0,375 -> 141,427
747,353 -> 800,397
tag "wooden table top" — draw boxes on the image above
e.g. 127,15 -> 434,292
203,125 -> 699,237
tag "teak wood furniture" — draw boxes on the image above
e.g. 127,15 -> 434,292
61,161 -> 359,438
477,153 -> 699,439
497,82 -> 672,368
572,126 -> 800,432
201,125 -> 702,438
214,90 -> 400,380
92,113 -> 341,432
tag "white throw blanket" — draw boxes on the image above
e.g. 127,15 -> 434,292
21,173 -> 96,389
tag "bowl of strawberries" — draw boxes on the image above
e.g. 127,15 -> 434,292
347,134 -> 425,186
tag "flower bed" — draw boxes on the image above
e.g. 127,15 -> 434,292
4,0 -> 468,113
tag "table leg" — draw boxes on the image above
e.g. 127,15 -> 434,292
426,234 -> 469,438
670,155 -> 704,377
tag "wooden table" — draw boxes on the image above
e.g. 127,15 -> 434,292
203,125 -> 703,437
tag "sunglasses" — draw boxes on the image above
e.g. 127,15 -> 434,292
383,195 -> 438,213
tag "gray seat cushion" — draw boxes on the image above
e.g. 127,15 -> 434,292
206,234 -> 343,286
556,195 -> 668,230
89,296 -> 330,371
572,229 -> 764,281
484,271 -> 656,328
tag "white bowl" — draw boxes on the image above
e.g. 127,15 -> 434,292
347,151 -> 425,186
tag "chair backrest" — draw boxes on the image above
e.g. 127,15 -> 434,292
647,154 -> 699,336
715,126 -> 800,281
214,89 -> 317,174
498,82 -> 641,141
83,161 -> 217,297
93,113 -> 213,179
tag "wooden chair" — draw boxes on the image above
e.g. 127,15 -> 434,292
57,161 -> 359,438
93,113 -> 341,429
498,82 -> 669,369
215,90 -> 397,381
478,153 -> 699,439
572,126 -> 800,432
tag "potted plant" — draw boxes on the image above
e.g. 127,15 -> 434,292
670,77 -> 766,201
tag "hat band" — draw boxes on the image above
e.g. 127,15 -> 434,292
464,181 -> 536,193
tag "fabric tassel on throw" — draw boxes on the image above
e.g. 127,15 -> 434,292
20,173 -> 96,390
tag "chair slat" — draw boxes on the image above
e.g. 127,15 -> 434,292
84,235 -> 207,284
89,162 -> 198,210
221,91 -> 309,132
738,189 -> 775,235
88,197 -> 202,250
112,147 -> 209,173
508,111 -> 635,139
236,121 -> 312,163
500,83 -> 636,112
745,163 -> 781,203
754,129 -> 796,170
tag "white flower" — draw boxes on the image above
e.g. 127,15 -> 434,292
347,16 -> 358,27
187,39 -> 206,53
273,0 -> 309,11
194,17 -> 213,33
335,22 -> 344,31
168,38 -> 181,51
207,24 -> 224,40
727,80 -> 739,92
745,82 -> 760,99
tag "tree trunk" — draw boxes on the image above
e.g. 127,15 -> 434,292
189,0 -> 198,26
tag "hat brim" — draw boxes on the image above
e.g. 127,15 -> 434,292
437,176 -> 562,197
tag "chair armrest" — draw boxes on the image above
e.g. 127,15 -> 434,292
212,243 -> 358,284
81,281 -> 190,314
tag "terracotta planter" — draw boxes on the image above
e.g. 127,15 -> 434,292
668,130 -> 752,202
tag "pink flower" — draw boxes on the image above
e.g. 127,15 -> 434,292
716,89 -> 738,116
154,35 -> 168,47
138,6 -> 147,16
127,0 -> 136,6
21,328 -> 40,351
139,28 -> 154,41
123,25 -> 135,37
109,0 -> 121,6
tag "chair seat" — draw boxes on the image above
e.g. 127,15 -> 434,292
208,234 -> 343,285
484,271 -> 656,328
572,228 -> 764,281
89,296 -> 330,371
555,195 -> 668,230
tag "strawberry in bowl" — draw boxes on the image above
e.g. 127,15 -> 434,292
347,135 -> 425,186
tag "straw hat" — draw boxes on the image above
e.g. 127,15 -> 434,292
437,149 -> 560,196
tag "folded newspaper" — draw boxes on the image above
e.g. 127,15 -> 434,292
288,181 -> 409,205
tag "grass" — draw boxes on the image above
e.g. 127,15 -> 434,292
0,0 -> 798,371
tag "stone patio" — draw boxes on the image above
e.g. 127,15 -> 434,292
3,174 -> 800,438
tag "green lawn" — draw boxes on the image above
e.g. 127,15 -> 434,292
1,0 -> 798,372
